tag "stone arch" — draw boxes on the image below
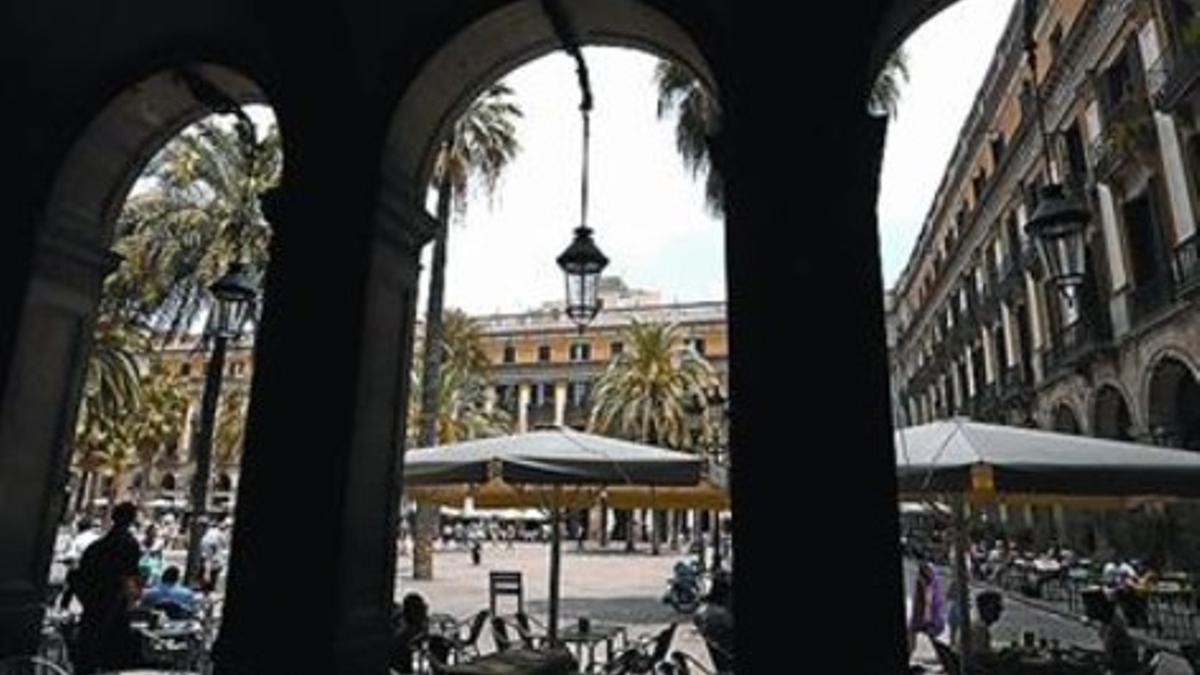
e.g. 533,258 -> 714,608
381,0 -> 719,206
1050,400 -> 1082,434
161,473 -> 177,491
216,472 -> 234,493
1144,352 -> 1200,450
0,64 -> 273,638
1091,382 -> 1136,441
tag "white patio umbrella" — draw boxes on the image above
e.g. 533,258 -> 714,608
404,427 -> 704,641
895,417 -> 1200,665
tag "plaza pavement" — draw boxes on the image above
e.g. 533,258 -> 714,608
394,540 -> 715,671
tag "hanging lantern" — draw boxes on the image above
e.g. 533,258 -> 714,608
209,262 -> 259,338
1024,184 -> 1089,295
557,226 -> 608,328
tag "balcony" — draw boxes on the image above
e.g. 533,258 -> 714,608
1043,309 -> 1110,375
1090,95 -> 1157,182
1130,272 -> 1174,326
1148,44 -> 1200,112
1171,234 -> 1200,296
998,253 -> 1026,301
998,364 -> 1033,405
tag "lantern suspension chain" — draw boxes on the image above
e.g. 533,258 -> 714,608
541,0 -> 594,228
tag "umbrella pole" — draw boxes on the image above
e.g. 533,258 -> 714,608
548,504 -> 562,644
952,494 -> 972,673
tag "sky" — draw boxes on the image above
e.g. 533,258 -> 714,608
876,0 -> 1016,289
419,47 -> 726,316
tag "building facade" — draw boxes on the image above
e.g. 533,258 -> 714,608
474,276 -> 729,432
889,0 -> 1200,556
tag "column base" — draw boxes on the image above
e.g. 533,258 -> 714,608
0,599 -> 43,658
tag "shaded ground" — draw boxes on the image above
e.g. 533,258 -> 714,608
395,541 -> 714,670
903,560 -> 1195,674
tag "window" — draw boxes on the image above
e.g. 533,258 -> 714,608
534,382 -> 551,407
569,342 -> 591,362
609,341 -> 624,357
537,345 -> 551,362
1048,23 -> 1063,59
503,345 -> 516,364
179,362 -> 192,377
990,133 -> 1006,167
569,381 -> 590,406
686,338 -> 707,356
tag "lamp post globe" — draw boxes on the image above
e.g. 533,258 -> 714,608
1024,184 -> 1089,297
209,261 -> 259,338
556,225 -> 609,330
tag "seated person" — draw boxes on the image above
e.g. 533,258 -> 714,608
1083,589 -> 1140,674
390,592 -> 430,674
967,591 -> 1003,657
139,566 -> 198,618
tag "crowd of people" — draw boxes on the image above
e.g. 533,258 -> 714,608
49,502 -> 230,673
906,549 -> 1157,674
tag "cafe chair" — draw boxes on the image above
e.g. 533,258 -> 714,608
0,656 -> 71,675
490,616 -> 514,652
592,624 -> 676,675
412,635 -> 454,675
666,650 -> 734,675
449,610 -> 490,660
514,611 -> 548,649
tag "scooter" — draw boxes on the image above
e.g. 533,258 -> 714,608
662,560 -> 703,613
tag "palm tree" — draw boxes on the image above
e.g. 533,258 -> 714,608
653,61 -> 722,216
868,49 -> 910,119
408,311 -> 512,446
413,83 -> 521,580
588,320 -> 718,554
105,115 -> 280,342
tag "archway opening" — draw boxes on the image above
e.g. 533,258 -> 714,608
1093,385 -> 1134,441
1147,355 -> 1200,450
0,64 -> 282,662
383,3 -> 728,666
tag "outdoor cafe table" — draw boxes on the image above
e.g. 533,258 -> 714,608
439,647 -> 577,675
960,646 -> 1105,675
556,623 -> 627,670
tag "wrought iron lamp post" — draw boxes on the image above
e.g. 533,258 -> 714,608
1020,0 -> 1090,300
184,262 -> 259,585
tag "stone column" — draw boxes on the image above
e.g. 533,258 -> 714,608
713,61 -> 905,669
211,112 -> 436,672
0,225 -> 115,655
517,383 -> 531,433
553,381 -> 567,427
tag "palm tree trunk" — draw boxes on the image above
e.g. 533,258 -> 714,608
413,158 -> 454,581
651,510 -> 662,555
72,470 -> 91,520
622,511 -> 635,552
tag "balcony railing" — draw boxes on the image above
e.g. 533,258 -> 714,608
1149,44 -> 1200,112
998,364 -> 1032,403
1090,94 -> 1156,181
1172,234 -> 1200,295
1130,272 -> 1174,325
1044,308 -> 1108,375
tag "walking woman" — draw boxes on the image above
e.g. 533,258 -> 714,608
908,557 -> 946,658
